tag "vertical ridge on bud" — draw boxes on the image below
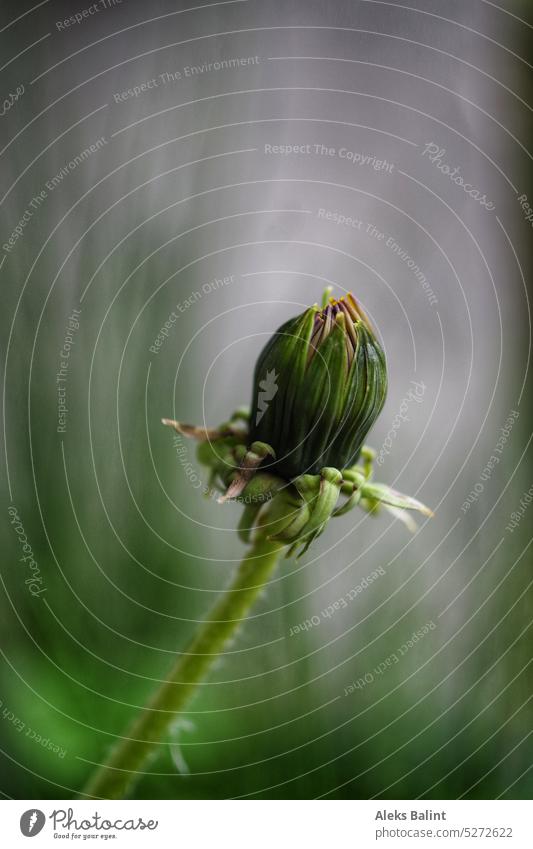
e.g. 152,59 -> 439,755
249,292 -> 388,479
250,307 -> 315,457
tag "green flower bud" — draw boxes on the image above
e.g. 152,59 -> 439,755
249,293 -> 387,479
163,292 -> 430,551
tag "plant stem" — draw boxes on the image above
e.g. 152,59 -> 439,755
81,536 -> 284,800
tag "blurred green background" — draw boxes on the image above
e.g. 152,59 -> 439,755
1,0 -> 532,799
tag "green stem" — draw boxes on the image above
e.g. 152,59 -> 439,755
81,536 -> 284,800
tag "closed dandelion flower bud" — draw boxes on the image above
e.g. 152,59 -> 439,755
249,293 -> 388,479
163,289 -> 429,554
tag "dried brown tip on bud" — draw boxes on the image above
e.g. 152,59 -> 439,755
161,419 -> 220,441
309,292 -> 372,367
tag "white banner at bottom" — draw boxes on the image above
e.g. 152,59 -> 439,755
1,799 -> 531,848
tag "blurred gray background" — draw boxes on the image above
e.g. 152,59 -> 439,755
0,0 -> 532,799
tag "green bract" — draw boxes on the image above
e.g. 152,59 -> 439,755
249,294 -> 387,479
